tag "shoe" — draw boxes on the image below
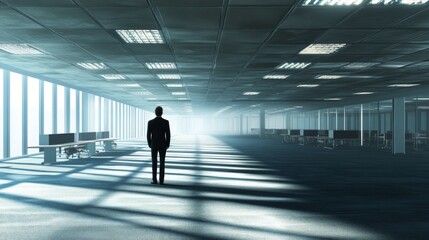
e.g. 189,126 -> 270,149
151,181 -> 158,184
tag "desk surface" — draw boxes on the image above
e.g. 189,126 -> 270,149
28,138 -> 118,149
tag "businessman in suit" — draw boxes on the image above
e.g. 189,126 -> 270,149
147,106 -> 171,185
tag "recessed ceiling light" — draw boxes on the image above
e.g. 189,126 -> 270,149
116,30 -> 164,44
354,92 -> 374,95
116,84 -> 140,87
297,84 -> 319,88
370,0 -> 428,4
178,98 -> 189,100
302,0 -> 363,5
100,74 -> 125,80
0,44 -> 44,55
389,84 -> 420,87
414,98 -> 429,101
344,62 -> 378,69
243,92 -> 260,96
157,74 -> 181,79
277,62 -> 311,69
263,75 -> 289,79
146,62 -> 176,69
172,92 -> 186,96
295,106 -> 303,108
165,84 -> 183,88
324,98 -> 342,101
132,91 -> 152,95
77,62 -> 107,70
299,44 -> 346,55
315,75 -> 344,79
146,98 -> 157,101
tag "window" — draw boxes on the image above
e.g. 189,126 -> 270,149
27,77 -> 40,154
57,85 -> 65,133
94,95 -> 100,131
70,89 -> 76,133
0,69 -> 3,158
10,72 -> 23,157
44,81 -> 53,134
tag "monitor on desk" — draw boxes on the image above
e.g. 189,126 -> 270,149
78,132 -> 97,141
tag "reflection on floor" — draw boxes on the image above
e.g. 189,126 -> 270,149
0,135 -> 427,240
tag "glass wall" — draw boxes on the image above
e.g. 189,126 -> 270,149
44,82 -> 53,134
57,85 -> 65,133
27,77 -> 40,154
10,72 -> 23,157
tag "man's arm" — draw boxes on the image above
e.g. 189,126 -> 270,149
146,121 -> 152,148
166,121 -> 171,149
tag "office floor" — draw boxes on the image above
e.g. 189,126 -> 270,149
0,135 -> 428,240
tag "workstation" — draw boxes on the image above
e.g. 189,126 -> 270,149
28,131 -> 116,164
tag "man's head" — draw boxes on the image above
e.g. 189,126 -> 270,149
155,106 -> 163,117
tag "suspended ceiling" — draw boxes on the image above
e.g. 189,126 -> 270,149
0,0 -> 429,115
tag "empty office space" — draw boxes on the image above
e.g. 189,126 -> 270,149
1,0 -> 429,239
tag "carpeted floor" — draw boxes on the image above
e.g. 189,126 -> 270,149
0,135 -> 428,240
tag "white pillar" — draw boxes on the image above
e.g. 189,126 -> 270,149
393,97 -> 405,154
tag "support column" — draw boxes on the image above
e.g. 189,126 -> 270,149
3,70 -> 10,158
65,88 -> 70,133
81,92 -> 89,132
317,110 -> 321,130
39,81 -> 44,135
259,109 -> 265,137
393,97 -> 406,154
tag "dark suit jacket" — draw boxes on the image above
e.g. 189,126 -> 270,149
147,117 -> 171,149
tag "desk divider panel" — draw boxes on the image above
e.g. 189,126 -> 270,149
78,132 -> 97,141
290,130 -> 300,136
96,131 -> 110,139
303,130 -> 318,137
333,130 -> 360,139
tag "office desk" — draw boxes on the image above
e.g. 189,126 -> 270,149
28,138 -> 117,164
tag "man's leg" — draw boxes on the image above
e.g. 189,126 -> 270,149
159,148 -> 166,184
151,148 -> 158,183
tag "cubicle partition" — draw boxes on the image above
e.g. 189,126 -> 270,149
39,133 -> 75,152
96,131 -> 110,139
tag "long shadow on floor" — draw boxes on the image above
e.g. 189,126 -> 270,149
217,135 -> 429,240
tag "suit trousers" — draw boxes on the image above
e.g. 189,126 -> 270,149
151,147 -> 167,183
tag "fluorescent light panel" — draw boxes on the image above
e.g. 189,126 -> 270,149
165,84 -> 183,88
302,0 -> 363,5
344,62 -> 378,69
370,0 -> 428,4
354,92 -> 374,95
315,75 -> 344,79
100,74 -> 125,80
172,92 -> 186,96
116,30 -> 164,44
146,62 -> 176,69
299,44 -> 346,55
277,62 -> 311,69
297,84 -> 319,88
0,44 -> 44,55
324,98 -> 342,101
389,84 -> 420,87
132,91 -> 152,95
263,75 -> 289,79
117,84 -> 139,87
157,74 -> 181,79
77,62 -> 107,70
243,92 -> 260,96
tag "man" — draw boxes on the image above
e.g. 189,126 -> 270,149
147,106 -> 171,185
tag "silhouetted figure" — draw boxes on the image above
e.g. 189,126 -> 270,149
147,106 -> 171,185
